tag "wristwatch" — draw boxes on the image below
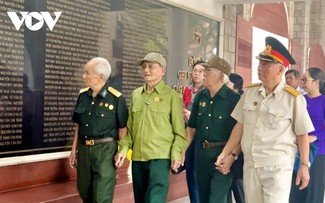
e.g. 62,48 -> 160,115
231,152 -> 238,161
300,161 -> 311,168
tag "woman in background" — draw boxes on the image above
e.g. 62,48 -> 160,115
183,59 -> 205,203
289,67 -> 325,203
227,73 -> 244,95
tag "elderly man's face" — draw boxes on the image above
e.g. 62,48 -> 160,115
258,61 -> 282,83
203,67 -> 223,88
82,61 -> 102,88
140,61 -> 165,83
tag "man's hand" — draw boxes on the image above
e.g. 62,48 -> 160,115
296,166 -> 310,190
114,153 -> 126,168
183,108 -> 191,121
215,154 -> 234,175
215,153 -> 227,168
171,160 -> 182,173
181,151 -> 186,166
69,151 -> 77,169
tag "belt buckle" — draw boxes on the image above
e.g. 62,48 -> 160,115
85,139 -> 95,146
202,140 -> 209,149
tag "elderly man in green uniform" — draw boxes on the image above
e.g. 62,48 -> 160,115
186,55 -> 240,203
69,57 -> 128,203
115,52 -> 187,203
216,36 -> 314,203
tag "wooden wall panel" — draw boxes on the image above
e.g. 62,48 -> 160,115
236,16 -> 253,86
309,44 -> 325,71
252,3 -> 288,38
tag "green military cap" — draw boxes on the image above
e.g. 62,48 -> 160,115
136,52 -> 167,68
201,55 -> 231,76
256,36 -> 295,67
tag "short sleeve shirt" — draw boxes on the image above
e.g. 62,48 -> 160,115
188,85 -> 240,142
72,83 -> 128,139
231,81 -> 314,167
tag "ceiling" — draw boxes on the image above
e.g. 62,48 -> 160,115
214,0 -> 306,4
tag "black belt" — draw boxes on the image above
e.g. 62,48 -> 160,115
79,137 -> 116,146
202,140 -> 227,149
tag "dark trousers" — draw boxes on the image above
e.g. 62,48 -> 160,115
289,155 -> 325,203
228,178 -> 245,203
185,141 -> 200,203
132,159 -> 170,203
196,147 -> 232,203
77,141 -> 117,203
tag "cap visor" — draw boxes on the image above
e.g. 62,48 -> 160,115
256,54 -> 278,63
136,59 -> 161,66
136,59 -> 145,66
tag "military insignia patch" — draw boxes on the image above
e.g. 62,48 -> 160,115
246,83 -> 262,88
102,89 -> 108,97
79,87 -> 90,94
108,87 -> 122,97
284,86 -> 300,97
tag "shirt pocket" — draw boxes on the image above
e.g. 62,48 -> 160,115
131,105 -> 142,127
147,105 -> 168,126
268,108 -> 287,129
131,105 -> 142,114
74,105 -> 86,124
95,107 -> 115,130
243,103 -> 257,124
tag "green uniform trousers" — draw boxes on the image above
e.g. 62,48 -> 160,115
196,146 -> 233,203
132,159 -> 170,203
77,141 -> 117,203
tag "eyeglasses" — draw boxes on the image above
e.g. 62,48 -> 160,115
301,78 -> 315,84
141,63 -> 161,71
192,69 -> 205,74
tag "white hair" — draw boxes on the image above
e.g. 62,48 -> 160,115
223,73 -> 229,84
93,57 -> 111,80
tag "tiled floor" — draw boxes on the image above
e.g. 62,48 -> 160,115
0,180 -> 189,203
0,181 -> 80,203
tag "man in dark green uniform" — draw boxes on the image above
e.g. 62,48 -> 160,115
69,57 -> 128,203
186,55 -> 240,203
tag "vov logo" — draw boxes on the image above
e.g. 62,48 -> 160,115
7,11 -> 62,31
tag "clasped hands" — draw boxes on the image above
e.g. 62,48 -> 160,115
215,154 -> 235,175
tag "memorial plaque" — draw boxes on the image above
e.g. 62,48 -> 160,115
44,0 -> 111,147
121,0 -> 168,103
0,0 -> 24,154
0,0 -> 112,157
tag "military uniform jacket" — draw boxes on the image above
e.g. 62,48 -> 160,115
231,81 -> 314,167
72,82 -> 128,140
188,85 -> 240,143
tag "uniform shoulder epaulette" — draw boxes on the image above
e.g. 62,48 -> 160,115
246,83 -> 262,88
108,86 -> 122,97
79,87 -> 90,94
284,86 -> 300,97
